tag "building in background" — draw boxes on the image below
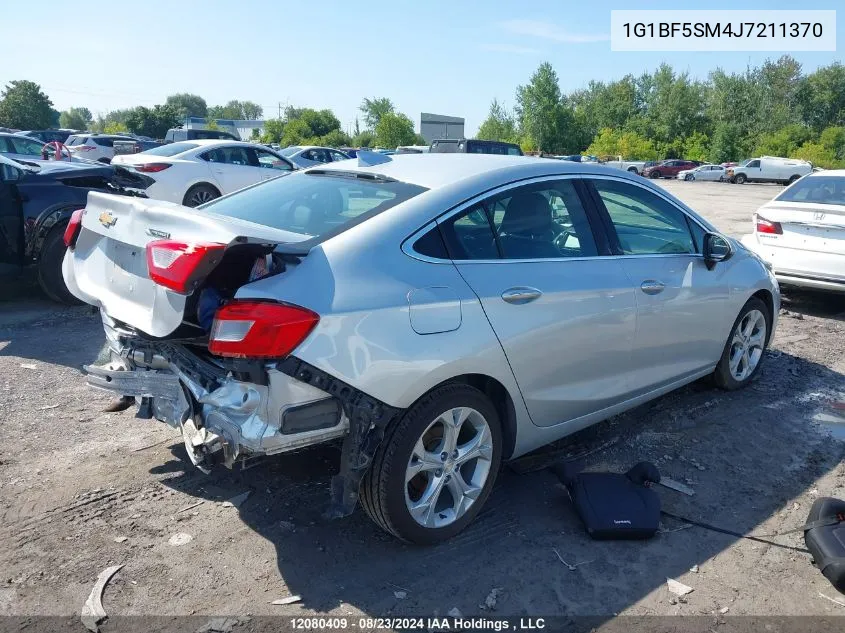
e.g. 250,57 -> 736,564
185,117 -> 265,141
420,113 -> 464,144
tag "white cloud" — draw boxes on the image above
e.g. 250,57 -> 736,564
481,44 -> 542,55
500,19 -> 610,43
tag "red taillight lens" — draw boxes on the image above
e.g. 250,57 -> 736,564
134,162 -> 172,173
145,240 -> 225,294
209,301 -> 319,359
63,209 -> 85,248
756,215 -> 783,235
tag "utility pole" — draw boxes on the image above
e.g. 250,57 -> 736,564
278,102 -> 282,120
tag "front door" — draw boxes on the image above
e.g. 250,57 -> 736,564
0,161 -> 24,265
438,177 -> 638,427
587,178 -> 730,395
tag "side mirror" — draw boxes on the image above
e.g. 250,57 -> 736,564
703,232 -> 733,270
0,164 -> 22,182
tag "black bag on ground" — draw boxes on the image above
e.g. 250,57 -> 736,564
551,461 -> 661,540
804,497 -> 845,594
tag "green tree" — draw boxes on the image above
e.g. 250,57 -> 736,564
261,118 -> 285,143
352,130 -> 375,148
819,126 -> 845,160
790,141 -> 841,169
374,112 -> 416,148
299,109 -> 341,137
360,97 -> 395,130
319,129 -> 352,148
208,100 -> 263,120
476,99 -> 519,143
754,123 -> 814,157
165,93 -> 207,119
797,62 -> 845,130
125,104 -> 180,139
280,118 -> 313,146
708,122 -> 744,163
683,131 -> 710,162
104,121 -> 128,134
586,128 -> 657,160
515,62 -> 574,153
58,107 -> 92,130
0,80 -> 55,129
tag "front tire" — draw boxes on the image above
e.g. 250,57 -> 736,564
685,174 -> 694,181
360,383 -> 502,544
650,170 -> 662,179
735,173 -> 747,184
37,226 -> 82,305
713,297 -> 770,390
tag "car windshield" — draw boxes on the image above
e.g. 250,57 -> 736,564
280,146 -> 301,157
141,142 -> 199,157
202,171 -> 427,241
775,176 -> 845,206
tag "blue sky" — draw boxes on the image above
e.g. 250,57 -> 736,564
2,1 -> 842,135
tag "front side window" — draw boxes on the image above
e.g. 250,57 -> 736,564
591,179 -> 696,255
747,159 -> 761,168
438,180 -> 598,260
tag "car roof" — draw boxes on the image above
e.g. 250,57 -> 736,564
805,169 -> 845,177
310,153 -> 649,191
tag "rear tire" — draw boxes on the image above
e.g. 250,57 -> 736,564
627,166 -> 638,173
360,383 -> 502,544
713,297 -> 770,390
735,173 -> 747,184
37,226 -> 81,305
788,174 -> 801,184
183,183 -> 221,208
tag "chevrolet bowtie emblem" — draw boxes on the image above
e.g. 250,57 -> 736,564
99,211 -> 117,228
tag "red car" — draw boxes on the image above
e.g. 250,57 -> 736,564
641,160 -> 699,179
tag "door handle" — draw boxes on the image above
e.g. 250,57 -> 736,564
640,280 -> 665,295
501,287 -> 542,304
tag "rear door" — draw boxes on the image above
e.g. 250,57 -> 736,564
437,177 -> 638,427
586,177 -> 730,394
202,145 -> 263,193
0,161 -> 24,265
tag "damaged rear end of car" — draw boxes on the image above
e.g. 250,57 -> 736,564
63,170 -> 425,516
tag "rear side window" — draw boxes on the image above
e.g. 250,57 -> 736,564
438,180 -> 597,260
203,171 -> 427,240
67,136 -> 88,145
93,137 -> 116,147
413,227 -> 449,259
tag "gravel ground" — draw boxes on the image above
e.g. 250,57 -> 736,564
1,180 -> 845,626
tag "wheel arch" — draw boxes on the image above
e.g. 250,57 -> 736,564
750,288 -> 775,346
182,181 -> 222,206
423,373 -> 519,461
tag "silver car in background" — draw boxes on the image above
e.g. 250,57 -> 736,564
63,153 -> 779,543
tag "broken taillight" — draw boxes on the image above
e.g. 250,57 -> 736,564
63,209 -> 85,248
145,240 -> 226,294
208,301 -> 320,359
756,215 -> 783,235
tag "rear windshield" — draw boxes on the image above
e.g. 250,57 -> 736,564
203,171 -> 428,240
280,146 -> 301,157
776,176 -> 845,206
142,142 -> 199,157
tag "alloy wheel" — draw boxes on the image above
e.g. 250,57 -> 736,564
189,188 -> 216,206
404,407 -> 493,529
728,309 -> 767,381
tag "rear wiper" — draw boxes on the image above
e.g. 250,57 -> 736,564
306,169 -> 396,183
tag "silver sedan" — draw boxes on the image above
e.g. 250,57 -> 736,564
64,153 -> 779,543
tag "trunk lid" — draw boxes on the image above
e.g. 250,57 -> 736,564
758,202 -> 845,256
63,191 -> 309,337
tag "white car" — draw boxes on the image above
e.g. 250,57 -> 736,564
112,140 -> 296,207
741,170 -> 845,292
66,134 -> 139,163
677,164 -> 727,182
280,145 -> 350,168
